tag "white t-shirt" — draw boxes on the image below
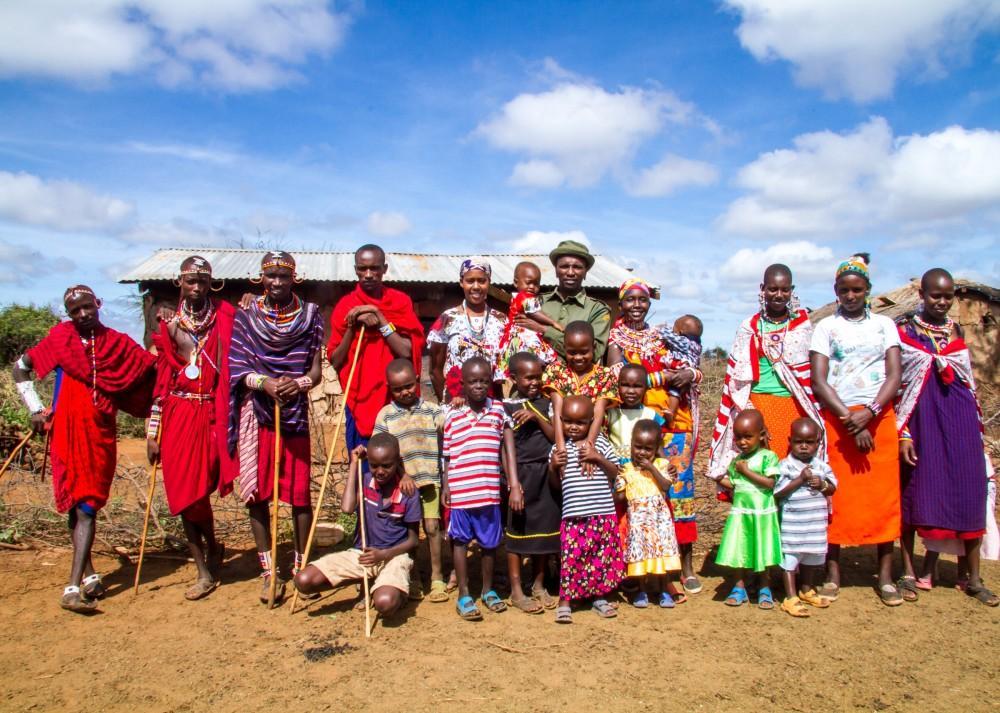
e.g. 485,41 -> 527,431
810,313 -> 900,407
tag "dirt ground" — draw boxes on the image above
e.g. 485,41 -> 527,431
3,498 -> 999,711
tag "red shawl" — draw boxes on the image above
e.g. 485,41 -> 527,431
28,320 -> 155,417
151,299 -> 238,495
328,285 -> 425,437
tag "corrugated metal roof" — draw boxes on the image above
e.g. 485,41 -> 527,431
117,247 -> 652,291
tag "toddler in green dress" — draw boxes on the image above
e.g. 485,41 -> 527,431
715,409 -> 783,609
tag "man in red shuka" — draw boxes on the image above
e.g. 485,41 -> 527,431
327,244 -> 425,452
13,285 -> 155,614
147,256 -> 237,601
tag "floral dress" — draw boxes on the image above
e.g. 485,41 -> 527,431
496,292 -> 560,378
615,459 -> 681,576
541,362 -> 618,402
427,302 -> 507,399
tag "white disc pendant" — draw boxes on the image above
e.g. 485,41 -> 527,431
184,363 -> 201,379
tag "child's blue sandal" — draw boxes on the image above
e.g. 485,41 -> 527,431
632,591 -> 649,608
456,595 -> 483,621
481,590 -> 507,614
724,586 -> 748,607
757,587 -> 775,610
659,591 -> 675,609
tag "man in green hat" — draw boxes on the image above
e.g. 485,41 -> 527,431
514,239 -> 611,362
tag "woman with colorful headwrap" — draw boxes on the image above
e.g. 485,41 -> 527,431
428,257 -> 508,404
708,263 -> 824,488
810,253 -> 903,606
607,278 -> 704,593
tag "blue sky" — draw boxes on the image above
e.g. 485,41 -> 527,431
1,1 -> 999,346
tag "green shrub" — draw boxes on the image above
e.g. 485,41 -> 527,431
0,304 -> 59,365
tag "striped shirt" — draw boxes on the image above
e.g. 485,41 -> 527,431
442,399 -> 510,509
554,435 -> 619,519
373,400 -> 444,487
775,456 -> 837,555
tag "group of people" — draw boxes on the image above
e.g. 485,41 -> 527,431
12,239 -> 997,620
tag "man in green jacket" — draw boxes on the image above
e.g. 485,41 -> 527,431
515,240 -> 611,362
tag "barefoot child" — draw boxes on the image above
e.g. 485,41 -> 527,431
773,418 -> 837,617
716,409 -> 783,609
294,436 -> 420,618
374,358 -> 446,603
496,261 -> 562,378
503,352 -> 560,613
543,321 -> 618,452
442,356 -> 520,621
549,395 -> 624,623
615,420 -> 684,608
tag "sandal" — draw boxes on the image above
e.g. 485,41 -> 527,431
60,586 -> 98,614
531,585 -> 557,610
81,573 -> 106,600
781,596 -> 810,618
818,581 -> 840,601
185,578 -> 218,601
481,590 -> 507,614
897,576 -> 919,602
592,598 -> 617,618
915,575 -> 933,591
966,583 -> 1000,607
798,589 -> 830,609
659,591 -> 676,609
682,576 -> 703,594
456,595 -> 483,621
632,591 -> 649,609
445,572 -> 458,593
955,578 -> 970,592
879,583 -> 904,607
724,586 -> 748,607
554,605 -> 573,624
408,579 -> 425,602
510,596 -> 544,614
757,587 -> 775,610
428,579 -> 450,603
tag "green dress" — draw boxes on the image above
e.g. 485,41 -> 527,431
715,448 -> 783,572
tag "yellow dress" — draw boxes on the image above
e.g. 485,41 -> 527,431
614,459 -> 681,576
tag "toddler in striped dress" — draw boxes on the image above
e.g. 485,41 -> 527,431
774,417 -> 838,617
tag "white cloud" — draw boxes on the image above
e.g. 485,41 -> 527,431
0,170 -> 133,231
0,1 -> 352,91
476,68 -> 715,193
0,242 -> 74,286
511,230 -> 590,254
125,141 -> 240,164
120,219 -> 240,246
718,240 -> 837,287
718,117 -> 1000,237
725,0 -> 1000,102
365,211 -> 412,237
625,154 -> 719,197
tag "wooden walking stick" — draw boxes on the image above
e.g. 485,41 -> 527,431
0,431 -> 33,482
268,400 -> 282,609
133,434 -> 162,595
358,456 -> 372,638
290,325 -> 367,614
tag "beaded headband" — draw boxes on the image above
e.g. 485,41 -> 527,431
618,277 -> 655,301
63,285 -> 97,304
261,251 -> 296,272
179,256 -> 212,276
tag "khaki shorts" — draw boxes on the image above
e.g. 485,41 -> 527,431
419,483 -> 441,520
311,549 -> 413,593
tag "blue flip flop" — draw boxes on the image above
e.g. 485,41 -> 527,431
632,591 -> 649,608
757,587 -> 775,610
481,590 -> 507,613
456,595 -> 482,621
659,591 -> 676,609
725,586 -> 748,607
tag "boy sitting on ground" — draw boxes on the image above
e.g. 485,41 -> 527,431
294,434 -> 420,618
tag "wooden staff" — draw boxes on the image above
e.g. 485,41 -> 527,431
289,325 -> 367,615
39,429 -> 51,481
133,434 -> 162,595
358,455 -> 372,638
268,400 -> 282,609
0,431 -> 32,482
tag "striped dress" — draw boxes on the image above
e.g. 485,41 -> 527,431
774,456 -> 837,558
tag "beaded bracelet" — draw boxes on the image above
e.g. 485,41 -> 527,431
865,399 -> 883,417
379,322 -> 396,338
295,375 -> 314,392
245,373 -> 267,391
146,404 -> 162,441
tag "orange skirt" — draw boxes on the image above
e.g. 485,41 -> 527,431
826,406 -> 901,546
749,392 -> 807,461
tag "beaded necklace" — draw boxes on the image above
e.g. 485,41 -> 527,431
461,301 -> 490,342
259,293 -> 302,328
758,310 -> 791,364
177,298 -> 216,381
80,330 -> 97,404
912,313 -> 953,353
